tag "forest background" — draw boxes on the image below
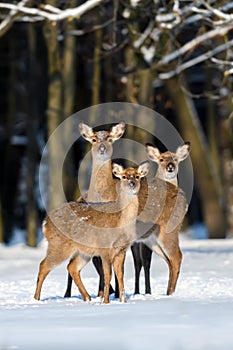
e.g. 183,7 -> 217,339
0,0 -> 233,246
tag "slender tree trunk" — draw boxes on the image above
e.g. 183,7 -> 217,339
221,116 -> 233,237
166,77 -> 226,238
91,28 -> 102,109
123,46 -> 137,167
219,77 -> 233,237
104,55 -> 113,102
77,28 -> 102,195
62,1 -> 77,200
26,24 -> 38,247
2,37 -> 17,243
43,17 -> 64,210
136,68 -> 154,152
206,70 -> 222,198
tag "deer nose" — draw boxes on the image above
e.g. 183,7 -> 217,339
99,144 -> 107,154
128,180 -> 136,188
166,162 -> 175,172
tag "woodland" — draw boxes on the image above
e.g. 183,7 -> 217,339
0,0 -> 233,245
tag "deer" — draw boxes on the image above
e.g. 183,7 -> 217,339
64,121 -> 125,298
65,140 -> 190,298
34,161 -> 150,304
131,142 -> 191,295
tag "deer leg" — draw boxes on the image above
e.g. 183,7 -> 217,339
131,243 -> 142,294
34,257 -> 52,300
64,272 -> 73,298
166,247 -> 182,295
67,254 -> 91,301
114,273 -> 119,299
113,251 -> 126,302
159,230 -> 183,296
102,258 -> 112,304
34,246 -> 71,300
92,256 -> 104,296
140,243 -> 153,294
151,232 -> 182,296
92,256 -> 114,297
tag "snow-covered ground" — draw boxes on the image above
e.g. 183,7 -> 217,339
1,236 -> 233,350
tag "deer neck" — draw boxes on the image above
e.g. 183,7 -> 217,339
117,186 -> 139,227
87,159 -> 116,202
156,168 -> 178,187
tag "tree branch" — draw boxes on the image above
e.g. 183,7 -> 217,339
0,0 -> 30,37
0,0 -> 104,23
156,24 -> 233,67
158,38 -> 233,80
202,1 -> 233,21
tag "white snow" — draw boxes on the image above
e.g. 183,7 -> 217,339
1,236 -> 233,350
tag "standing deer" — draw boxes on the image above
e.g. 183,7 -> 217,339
34,162 -> 150,303
64,121 -> 125,298
131,142 -> 191,295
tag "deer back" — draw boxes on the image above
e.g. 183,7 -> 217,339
44,162 -> 150,251
137,177 -> 188,234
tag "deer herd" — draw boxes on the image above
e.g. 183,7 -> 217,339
34,121 -> 191,303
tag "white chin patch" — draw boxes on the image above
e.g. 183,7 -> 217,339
97,153 -> 109,161
127,188 -> 137,195
165,172 -> 176,180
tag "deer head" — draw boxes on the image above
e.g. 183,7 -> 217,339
112,161 -> 150,196
146,142 -> 190,186
79,121 -> 125,162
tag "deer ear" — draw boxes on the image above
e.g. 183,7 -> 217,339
176,142 -> 191,162
79,122 -> 94,141
112,163 -> 125,178
146,144 -> 161,163
137,161 -> 150,177
109,121 -> 126,141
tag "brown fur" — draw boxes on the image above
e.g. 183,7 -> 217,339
131,143 -> 190,295
64,121 -> 125,298
34,163 -> 150,303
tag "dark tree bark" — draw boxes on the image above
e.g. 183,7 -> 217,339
43,13 -> 64,211
166,77 -> 227,238
26,24 -> 39,247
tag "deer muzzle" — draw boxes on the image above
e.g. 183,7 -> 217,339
98,144 -> 107,154
128,180 -> 136,189
166,162 -> 175,172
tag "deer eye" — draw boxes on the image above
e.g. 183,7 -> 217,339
92,138 -> 97,143
122,175 -> 126,179
160,158 -> 164,162
135,175 -> 140,179
108,138 -> 113,143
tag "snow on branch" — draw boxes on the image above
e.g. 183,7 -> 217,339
202,1 -> 233,21
158,38 -> 233,80
0,0 -> 104,36
0,0 -> 30,37
156,24 -> 233,67
40,4 -> 62,14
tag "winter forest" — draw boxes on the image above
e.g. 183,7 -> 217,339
1,1 -> 233,349
0,0 -> 233,246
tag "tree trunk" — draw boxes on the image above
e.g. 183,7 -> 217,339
221,116 -> 233,237
43,17 -> 64,210
2,37 -> 17,243
136,68 -> 154,150
166,77 -> 226,238
62,1 -> 78,201
26,23 -> 38,247
77,28 -> 102,196
91,28 -> 102,109
123,46 -> 137,167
